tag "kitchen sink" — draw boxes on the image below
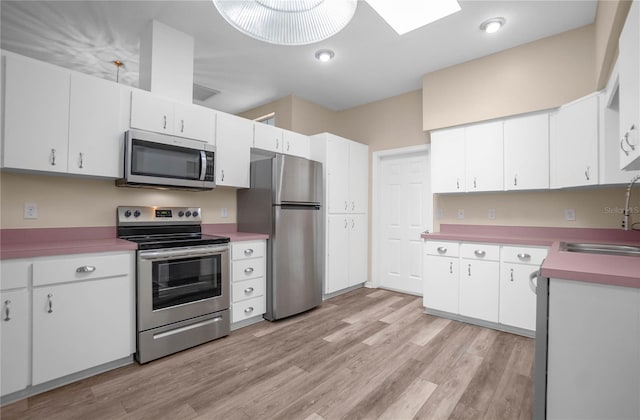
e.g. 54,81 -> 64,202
560,242 -> 640,257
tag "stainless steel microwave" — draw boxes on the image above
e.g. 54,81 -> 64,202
117,129 -> 215,191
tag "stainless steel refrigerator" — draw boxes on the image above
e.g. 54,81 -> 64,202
238,154 -> 323,321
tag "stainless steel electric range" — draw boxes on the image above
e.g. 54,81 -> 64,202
117,206 -> 230,364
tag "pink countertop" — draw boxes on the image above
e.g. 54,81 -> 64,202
423,224 -> 640,289
1,224 -> 268,260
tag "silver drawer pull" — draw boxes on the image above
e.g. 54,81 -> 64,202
244,267 -> 254,274
76,265 -> 96,273
437,246 -> 447,254
243,249 -> 254,256
4,300 -> 11,321
244,287 -> 254,294
474,250 -> 486,257
517,253 -> 531,261
244,307 -> 254,314
47,294 -> 54,313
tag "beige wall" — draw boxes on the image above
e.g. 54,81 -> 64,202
291,96 -> 337,135
0,172 -> 237,229
238,95 -> 294,129
422,25 -> 596,131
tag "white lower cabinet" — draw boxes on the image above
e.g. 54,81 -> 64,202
326,214 -> 368,294
423,240 -> 545,334
230,240 -> 266,324
0,252 -> 134,397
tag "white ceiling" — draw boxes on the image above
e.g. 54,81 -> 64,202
0,1 -> 597,114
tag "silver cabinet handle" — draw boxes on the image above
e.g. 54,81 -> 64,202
244,248 -> 254,256
50,148 -> 56,166
244,307 -> 254,314
76,265 -> 96,273
286,140 -> 290,151
468,264 -> 471,276
351,219 -> 355,229
529,270 -> 540,294
79,152 -> 84,169
474,250 -> 486,257
585,166 -> 590,181
344,219 -> 348,229
437,246 -> 447,254
345,201 -> 348,211
352,201 -> 355,211
276,138 -> 279,149
180,119 -> 185,133
517,253 -> 531,261
456,178 -> 460,189
449,262 -> 453,274
514,174 -> 518,186
221,169 -> 225,181
621,135 -> 631,156
244,267 -> 254,274
47,293 -> 54,313
244,287 -> 254,294
163,115 -> 167,130
627,124 -> 637,151
510,268 -> 514,282
473,177 -> 477,189
4,300 -> 11,321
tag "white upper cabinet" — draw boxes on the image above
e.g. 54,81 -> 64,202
68,72 -> 129,178
282,129 -> 311,159
130,90 -> 215,143
253,122 -> 283,153
2,53 -> 70,173
430,126 -> 465,193
619,0 -> 640,170
215,111 -> 252,188
326,136 -> 350,213
550,93 -> 600,188
348,140 -> 368,213
503,113 -> 550,190
465,120 -> 504,192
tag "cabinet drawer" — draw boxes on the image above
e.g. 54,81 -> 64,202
33,252 -> 132,287
232,296 -> 266,323
424,241 -> 459,257
460,243 -> 499,261
232,277 -> 266,303
501,246 -> 548,265
1,259 -> 30,290
231,241 -> 266,260
232,258 -> 265,282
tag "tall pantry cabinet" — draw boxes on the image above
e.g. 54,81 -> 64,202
311,133 -> 369,295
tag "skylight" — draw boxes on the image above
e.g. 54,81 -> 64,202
366,0 -> 461,35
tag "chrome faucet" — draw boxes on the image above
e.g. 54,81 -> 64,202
623,174 -> 640,231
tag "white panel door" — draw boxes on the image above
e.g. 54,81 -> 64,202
379,151 -> 431,295
326,137 -> 350,213
503,113 -> 550,190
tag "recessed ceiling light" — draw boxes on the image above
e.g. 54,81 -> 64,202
366,0 -> 461,35
315,49 -> 335,63
480,17 -> 505,34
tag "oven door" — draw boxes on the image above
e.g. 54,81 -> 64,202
137,245 -> 229,331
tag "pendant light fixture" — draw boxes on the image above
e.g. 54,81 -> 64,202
212,0 -> 358,46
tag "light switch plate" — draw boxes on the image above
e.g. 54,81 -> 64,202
488,208 -> 496,220
457,209 -> 465,219
220,207 -> 228,218
24,202 -> 38,219
564,208 -> 576,221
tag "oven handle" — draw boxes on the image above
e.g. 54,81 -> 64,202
153,316 -> 224,340
139,247 -> 227,260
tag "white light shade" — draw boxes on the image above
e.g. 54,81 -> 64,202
365,0 -> 461,35
212,0 -> 358,46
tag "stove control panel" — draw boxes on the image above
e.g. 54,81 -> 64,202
117,206 -> 202,225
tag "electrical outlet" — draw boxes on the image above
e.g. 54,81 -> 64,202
24,202 -> 38,219
488,208 -> 496,220
437,208 -> 444,220
220,207 -> 228,218
564,208 -> 576,221
457,209 -> 465,220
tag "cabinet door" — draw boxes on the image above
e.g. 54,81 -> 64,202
326,215 -> 350,294
326,136 -> 350,213
348,214 -> 368,287
619,0 -> 640,170
174,102 -> 215,143
504,113 -> 550,190
459,259 -> 499,322
423,255 -> 459,314
430,127 -> 465,193
130,90 -> 174,134
282,129 -> 310,159
68,72 -> 123,177
215,111 -> 252,188
348,141 -> 369,213
499,263 -> 537,331
3,54 -> 70,172
551,95 -> 599,188
1,289 -> 29,396
465,120 -> 504,192
32,276 -> 132,385
254,123 -> 283,153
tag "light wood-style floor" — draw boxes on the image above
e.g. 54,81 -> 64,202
1,288 -> 534,420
